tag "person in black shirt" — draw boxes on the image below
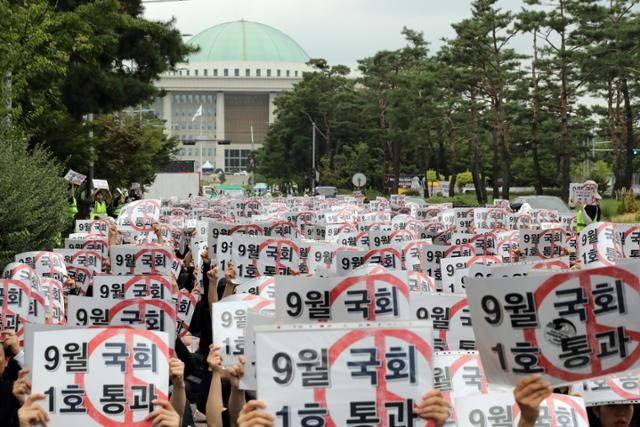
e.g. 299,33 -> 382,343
0,340 -> 21,427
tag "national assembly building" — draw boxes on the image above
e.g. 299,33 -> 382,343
153,20 -> 311,173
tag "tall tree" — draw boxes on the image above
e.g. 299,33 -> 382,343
358,28 -> 428,194
524,0 -> 588,200
572,0 -> 640,191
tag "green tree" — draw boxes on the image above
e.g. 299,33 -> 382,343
1,0 -> 193,178
92,113 -> 179,189
0,126 -> 69,266
571,0 -> 639,190
358,28 -> 429,194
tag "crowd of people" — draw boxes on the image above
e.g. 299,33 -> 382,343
0,184 -> 638,427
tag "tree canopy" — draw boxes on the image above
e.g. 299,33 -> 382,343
257,0 -> 640,200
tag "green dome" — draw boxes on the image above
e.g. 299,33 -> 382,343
187,20 -> 310,63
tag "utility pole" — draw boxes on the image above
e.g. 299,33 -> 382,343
250,122 -> 255,187
311,122 -> 316,194
87,113 -> 94,203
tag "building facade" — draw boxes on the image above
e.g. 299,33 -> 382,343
153,20 -> 311,173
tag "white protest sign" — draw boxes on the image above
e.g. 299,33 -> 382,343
175,290 -> 197,338
334,249 -> 367,275
468,257 -> 570,279
440,255 -> 502,294
362,246 -> 403,270
618,224 -> 640,258
2,263 -> 45,325
75,219 -> 109,235
570,181 -> 598,207
578,222 -> 624,268
67,296 -> 177,345
65,237 -> 109,262
399,240 -> 432,272
92,178 -> 110,190
231,235 -> 306,283
30,327 -> 170,427
407,271 -> 436,292
411,292 -> 475,351
582,371 -> 640,406
93,275 -> 175,301
41,278 -> 65,325
240,310 -> 274,391
275,270 -> 411,323
455,392 -> 589,427
466,260 -> 640,386
15,251 -> 67,282
519,228 -> 566,260
433,351 -> 488,426
215,235 -> 233,273
422,245 -> 448,286
211,299 -> 268,366
54,248 -> 102,273
110,244 -> 174,275
64,169 -> 87,185
256,321 -> 434,426
116,199 -> 161,239
235,276 -> 276,300
0,279 -> 30,340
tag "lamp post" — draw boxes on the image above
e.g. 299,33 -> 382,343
311,121 -> 316,194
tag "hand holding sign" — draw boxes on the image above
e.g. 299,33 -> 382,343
17,393 -> 50,427
144,399 -> 180,427
513,374 -> 553,426
415,389 -> 449,426
238,400 -> 275,427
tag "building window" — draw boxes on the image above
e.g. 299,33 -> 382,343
203,69 -> 208,76
256,69 -> 261,77
186,70 -> 190,76
266,69 -> 271,77
194,69 -> 198,76
180,149 -> 185,156
286,70 -> 290,77
245,68 -> 250,77
208,148 -> 214,157
224,68 -> 229,77
213,69 -> 218,77
295,70 -> 298,77
224,149 -> 251,173
187,148 -> 192,156
234,68 -> 239,77
277,69 -> 281,77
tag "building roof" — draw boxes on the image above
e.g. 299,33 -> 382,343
187,20 -> 310,64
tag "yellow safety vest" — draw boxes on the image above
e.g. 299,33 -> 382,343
69,196 -> 78,217
576,207 -> 601,233
90,200 -> 107,219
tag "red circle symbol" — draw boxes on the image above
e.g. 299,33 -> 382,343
314,327 -> 433,427
524,265 -> 640,382
75,328 -> 170,426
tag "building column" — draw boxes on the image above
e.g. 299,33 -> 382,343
163,94 -> 172,135
215,92 -> 225,172
268,92 -> 277,124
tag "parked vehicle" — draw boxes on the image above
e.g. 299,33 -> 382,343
315,186 -> 337,198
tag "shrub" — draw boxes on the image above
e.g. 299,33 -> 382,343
0,128 -> 69,267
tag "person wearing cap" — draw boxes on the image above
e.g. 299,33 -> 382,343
575,183 -> 602,233
90,189 -> 110,220
67,183 -> 79,220
110,189 -> 126,218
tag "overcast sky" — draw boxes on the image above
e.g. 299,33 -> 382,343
143,0 -> 529,69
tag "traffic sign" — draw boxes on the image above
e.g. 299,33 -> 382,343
352,173 -> 366,188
